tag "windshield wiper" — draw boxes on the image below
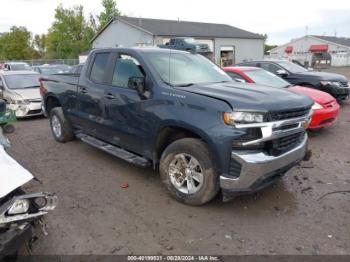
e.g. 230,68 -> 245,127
23,85 -> 40,88
174,83 -> 195,87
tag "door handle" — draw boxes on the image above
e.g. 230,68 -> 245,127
80,87 -> 88,94
104,93 -> 115,100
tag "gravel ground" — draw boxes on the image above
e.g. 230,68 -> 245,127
5,68 -> 350,255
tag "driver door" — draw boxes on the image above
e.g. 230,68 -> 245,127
102,52 -> 152,156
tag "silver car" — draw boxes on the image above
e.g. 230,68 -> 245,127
0,71 -> 42,118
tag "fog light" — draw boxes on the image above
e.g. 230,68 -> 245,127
8,199 -> 30,215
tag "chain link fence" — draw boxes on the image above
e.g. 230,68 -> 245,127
0,59 -> 79,66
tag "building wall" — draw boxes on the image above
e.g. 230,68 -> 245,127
269,36 -> 350,66
92,21 -> 264,65
92,20 -> 154,48
214,38 -> 264,64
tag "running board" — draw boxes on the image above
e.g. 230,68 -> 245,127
76,133 -> 151,167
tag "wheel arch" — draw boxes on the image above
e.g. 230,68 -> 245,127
154,123 -> 220,171
45,94 -> 61,115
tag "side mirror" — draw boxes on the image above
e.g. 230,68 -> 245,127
276,69 -> 288,77
128,76 -> 147,97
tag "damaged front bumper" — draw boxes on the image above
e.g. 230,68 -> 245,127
220,112 -> 311,200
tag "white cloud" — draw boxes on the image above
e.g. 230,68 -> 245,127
1,0 -> 350,44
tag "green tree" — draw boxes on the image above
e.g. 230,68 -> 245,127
0,26 -> 36,60
33,34 -> 46,57
264,44 -> 278,55
97,0 -> 121,30
45,4 -> 95,59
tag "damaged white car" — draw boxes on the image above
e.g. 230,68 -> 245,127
0,122 -> 57,258
0,71 -> 43,118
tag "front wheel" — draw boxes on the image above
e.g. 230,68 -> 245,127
159,138 -> 219,205
49,107 -> 74,143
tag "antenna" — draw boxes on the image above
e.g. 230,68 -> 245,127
177,17 -> 180,22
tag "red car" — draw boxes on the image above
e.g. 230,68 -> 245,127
223,66 -> 340,130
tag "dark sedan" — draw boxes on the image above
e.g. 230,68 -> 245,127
238,60 -> 349,102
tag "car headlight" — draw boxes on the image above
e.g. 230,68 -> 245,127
320,81 -> 341,87
223,111 -> 264,125
8,199 -> 30,215
312,102 -> 323,110
15,99 -> 30,105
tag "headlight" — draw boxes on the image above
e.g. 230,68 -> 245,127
312,102 -> 323,110
8,199 -> 30,215
320,81 -> 341,87
15,99 -> 30,105
223,111 -> 264,125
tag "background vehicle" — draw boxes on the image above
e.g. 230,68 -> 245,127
238,59 -> 349,102
33,64 -> 70,75
2,62 -> 31,71
158,37 -> 211,56
224,66 -> 340,130
0,123 -> 57,259
0,71 -> 42,118
68,63 -> 84,75
40,48 -> 313,205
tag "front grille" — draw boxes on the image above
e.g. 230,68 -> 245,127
270,132 -> 305,155
28,109 -> 42,115
267,108 -> 310,121
340,81 -> 349,87
29,99 -> 42,103
228,159 -> 242,178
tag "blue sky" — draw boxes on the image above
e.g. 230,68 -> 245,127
1,0 -> 350,45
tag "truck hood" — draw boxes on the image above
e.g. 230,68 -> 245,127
0,146 -> 33,198
176,82 -> 314,112
288,85 -> 335,105
10,88 -> 41,101
292,71 -> 347,81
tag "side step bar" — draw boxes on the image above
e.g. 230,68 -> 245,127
76,133 -> 151,167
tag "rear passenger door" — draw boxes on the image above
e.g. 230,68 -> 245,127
76,52 -> 114,139
102,52 -> 151,156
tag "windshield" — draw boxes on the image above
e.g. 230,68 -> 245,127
184,38 -> 196,44
244,69 -> 291,88
9,63 -> 31,71
278,61 -> 308,73
4,74 -> 40,89
146,52 -> 232,86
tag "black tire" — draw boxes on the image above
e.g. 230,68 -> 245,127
49,107 -> 74,143
159,138 -> 219,205
2,124 -> 15,134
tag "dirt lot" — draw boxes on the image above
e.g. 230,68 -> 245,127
6,68 -> 350,255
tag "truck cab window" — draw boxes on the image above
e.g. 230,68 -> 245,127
90,53 -> 110,84
112,55 -> 144,89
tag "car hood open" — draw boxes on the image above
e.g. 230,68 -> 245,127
0,146 -> 33,198
176,82 -> 314,112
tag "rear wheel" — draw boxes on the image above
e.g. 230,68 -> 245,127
49,107 -> 74,143
159,138 -> 219,205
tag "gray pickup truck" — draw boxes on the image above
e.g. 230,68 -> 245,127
158,37 -> 211,55
40,48 -> 313,205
